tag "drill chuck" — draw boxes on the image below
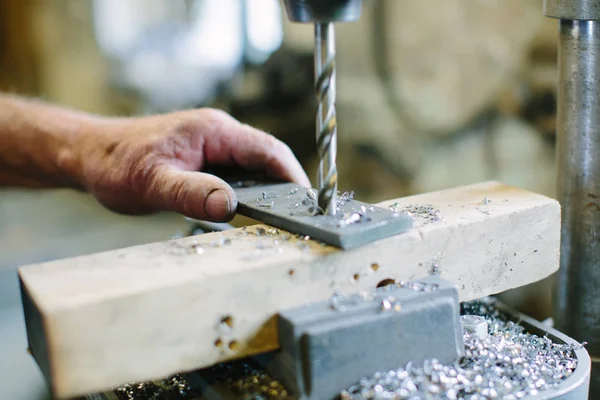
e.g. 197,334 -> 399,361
283,0 -> 363,23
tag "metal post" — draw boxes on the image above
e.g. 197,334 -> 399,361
545,0 -> 600,396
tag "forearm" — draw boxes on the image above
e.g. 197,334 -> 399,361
0,95 -> 98,188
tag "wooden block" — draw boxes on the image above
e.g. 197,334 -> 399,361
18,181 -> 560,398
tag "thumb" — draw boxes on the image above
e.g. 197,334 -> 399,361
145,165 -> 238,221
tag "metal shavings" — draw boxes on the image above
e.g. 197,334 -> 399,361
380,297 -> 401,313
397,280 -> 440,292
397,204 -> 442,224
229,179 -> 259,189
389,203 -> 401,212
112,374 -> 197,399
237,227 -> 250,237
372,279 -> 440,295
211,236 -> 231,247
329,286 -> 412,313
170,231 -> 185,240
274,277 -> 434,316
329,290 -> 347,311
203,360 -> 291,399
477,198 -> 491,215
168,242 -> 190,255
337,191 -> 355,207
289,187 -> 299,195
307,188 -> 317,200
461,315 -> 488,340
191,243 -> 205,255
242,227 -> 318,252
342,299 -> 582,399
381,299 -> 392,311
429,258 -> 441,276
337,212 -> 363,228
256,198 -> 275,208
169,241 -> 207,256
262,191 -> 279,200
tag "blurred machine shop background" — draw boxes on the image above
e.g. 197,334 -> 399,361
0,0 -> 559,397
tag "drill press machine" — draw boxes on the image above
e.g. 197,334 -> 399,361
14,0 -> 600,399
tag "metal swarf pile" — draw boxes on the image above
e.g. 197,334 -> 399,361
341,300 -> 582,399
112,374 -> 198,399
105,299 -> 583,399
390,203 -> 442,224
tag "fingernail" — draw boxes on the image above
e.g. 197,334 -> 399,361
204,189 -> 232,221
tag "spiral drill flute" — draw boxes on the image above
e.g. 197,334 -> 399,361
315,23 -> 338,215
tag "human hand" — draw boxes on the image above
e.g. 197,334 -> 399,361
72,108 -> 310,222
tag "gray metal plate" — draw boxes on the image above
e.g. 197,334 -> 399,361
233,182 -> 412,249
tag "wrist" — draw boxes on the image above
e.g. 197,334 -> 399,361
53,118 -> 88,190
58,115 -> 120,190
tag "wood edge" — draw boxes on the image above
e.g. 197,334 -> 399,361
16,181 -> 556,273
18,271 -> 57,395
376,180 -> 555,206
467,198 -> 561,300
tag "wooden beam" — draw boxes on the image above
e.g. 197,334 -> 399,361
18,181 -> 560,398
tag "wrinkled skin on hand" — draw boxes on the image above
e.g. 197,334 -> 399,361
74,108 -> 310,222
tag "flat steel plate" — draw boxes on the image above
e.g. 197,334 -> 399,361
233,182 -> 412,249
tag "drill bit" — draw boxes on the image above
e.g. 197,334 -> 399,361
314,22 -> 338,216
